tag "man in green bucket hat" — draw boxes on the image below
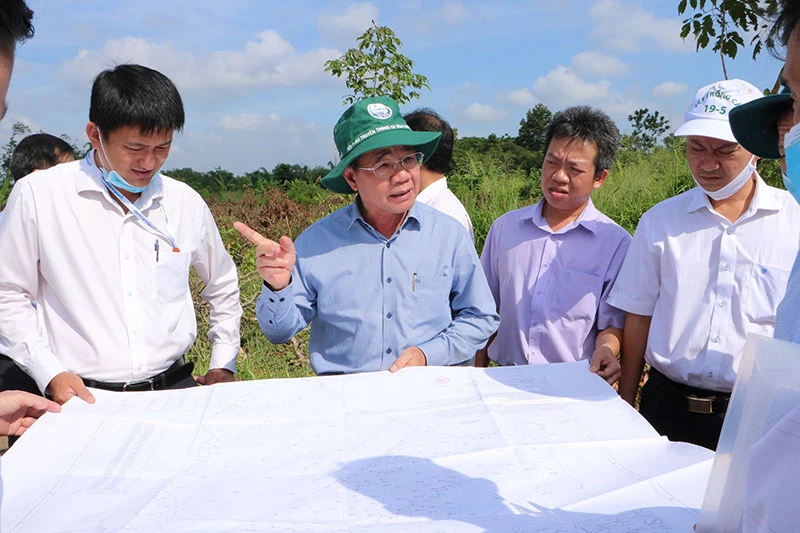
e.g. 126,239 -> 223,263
235,96 -> 499,375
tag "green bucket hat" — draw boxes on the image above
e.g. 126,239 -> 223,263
321,96 -> 441,194
729,87 -> 793,160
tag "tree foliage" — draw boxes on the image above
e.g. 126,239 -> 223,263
621,109 -> 671,154
678,0 -> 779,78
516,103 -> 553,154
324,21 -> 430,105
453,134 -> 542,176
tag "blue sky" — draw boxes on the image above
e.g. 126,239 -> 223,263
4,0 -> 785,174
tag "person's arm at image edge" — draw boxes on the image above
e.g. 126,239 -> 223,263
590,326 -> 622,384
618,312 -> 652,406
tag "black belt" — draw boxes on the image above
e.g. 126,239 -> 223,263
82,359 -> 194,392
648,368 -> 730,415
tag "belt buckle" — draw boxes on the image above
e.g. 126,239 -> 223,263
687,395 -> 714,414
122,377 -> 155,392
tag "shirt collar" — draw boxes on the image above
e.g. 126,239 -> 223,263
526,197 -> 601,235
77,149 -> 165,208
685,172 -> 781,214
345,196 -> 422,235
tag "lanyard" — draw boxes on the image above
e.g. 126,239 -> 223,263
86,151 -> 180,252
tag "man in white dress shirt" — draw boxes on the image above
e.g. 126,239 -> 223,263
608,79 -> 800,450
0,64 -> 242,405
404,108 -> 474,241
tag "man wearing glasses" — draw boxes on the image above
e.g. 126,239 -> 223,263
235,96 -> 499,375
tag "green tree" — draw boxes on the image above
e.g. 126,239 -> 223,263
324,21 -> 430,105
516,103 -> 553,154
678,0 -> 779,78
622,109 -> 671,153
0,121 -> 32,182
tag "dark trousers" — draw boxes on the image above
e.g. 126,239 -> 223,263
0,355 -> 41,395
639,368 -> 727,451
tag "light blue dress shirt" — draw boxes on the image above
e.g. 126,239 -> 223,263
775,251 -> 800,343
256,200 -> 500,374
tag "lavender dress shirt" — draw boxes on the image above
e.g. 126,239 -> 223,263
480,198 -> 630,366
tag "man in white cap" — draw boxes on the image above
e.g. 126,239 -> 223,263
608,79 -> 800,450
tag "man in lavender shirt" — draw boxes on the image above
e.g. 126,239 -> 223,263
476,106 -> 630,384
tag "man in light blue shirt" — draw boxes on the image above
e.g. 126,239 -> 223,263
235,97 -> 499,375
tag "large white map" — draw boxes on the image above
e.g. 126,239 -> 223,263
0,362 -> 713,532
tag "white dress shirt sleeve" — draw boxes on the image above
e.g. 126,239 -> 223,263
192,204 -> 242,373
607,213 -> 661,317
0,181 -> 68,392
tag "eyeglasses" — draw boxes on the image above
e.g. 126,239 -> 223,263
357,152 -> 424,180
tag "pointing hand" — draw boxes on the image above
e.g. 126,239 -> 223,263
234,222 -> 296,291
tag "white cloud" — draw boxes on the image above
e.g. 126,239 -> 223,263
523,65 -> 649,127
60,34 -> 340,97
504,88 -> 538,107
651,81 -> 690,99
220,113 -> 281,131
589,0 -> 691,53
438,2 -> 468,24
571,51 -> 629,78
532,66 -> 613,106
317,2 -> 380,44
168,115 -> 331,174
459,82 -> 481,92
464,102 -> 508,122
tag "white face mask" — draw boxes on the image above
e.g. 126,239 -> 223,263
691,156 -> 756,201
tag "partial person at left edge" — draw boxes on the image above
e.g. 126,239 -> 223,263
0,64 -> 242,406
0,0 -> 62,438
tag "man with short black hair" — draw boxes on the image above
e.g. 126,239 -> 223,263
10,133 -> 75,182
0,64 -> 242,405
476,105 -> 629,385
403,108 -> 473,240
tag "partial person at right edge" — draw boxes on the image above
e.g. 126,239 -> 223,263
403,108 -> 474,241
476,106 -> 629,385
608,79 -> 800,451
728,7 -> 800,527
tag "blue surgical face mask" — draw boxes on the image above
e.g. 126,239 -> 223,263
784,122 -> 800,205
97,135 -> 148,194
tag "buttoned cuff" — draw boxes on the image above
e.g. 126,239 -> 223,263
256,282 -> 296,343
209,343 -> 240,373
27,350 -> 69,395
416,337 -> 448,367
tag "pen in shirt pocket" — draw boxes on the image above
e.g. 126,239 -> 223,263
413,272 -> 417,292
154,239 -> 160,263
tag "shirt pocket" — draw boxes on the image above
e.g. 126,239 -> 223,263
549,268 -> 603,323
745,263 -> 791,325
406,269 -> 453,328
154,251 -> 191,304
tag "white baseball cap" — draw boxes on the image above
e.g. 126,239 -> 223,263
674,79 -> 763,142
